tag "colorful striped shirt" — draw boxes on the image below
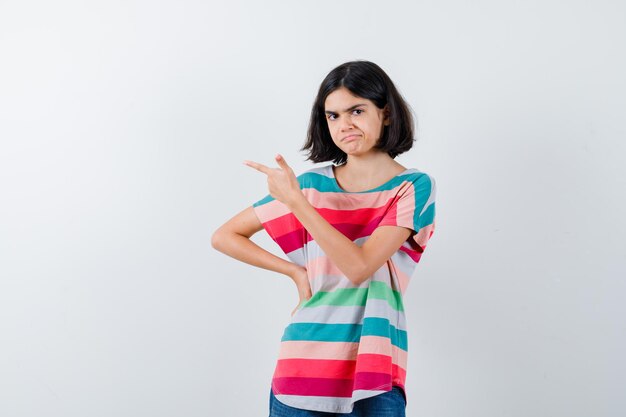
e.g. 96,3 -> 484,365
251,163 -> 436,413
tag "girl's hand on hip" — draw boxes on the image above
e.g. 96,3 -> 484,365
243,154 -> 303,207
288,265 -> 312,317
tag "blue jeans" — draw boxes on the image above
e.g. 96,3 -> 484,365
268,387 -> 407,417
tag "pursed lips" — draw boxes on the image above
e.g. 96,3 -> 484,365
342,134 -> 360,142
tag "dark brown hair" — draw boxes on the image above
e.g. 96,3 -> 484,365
301,60 -> 416,165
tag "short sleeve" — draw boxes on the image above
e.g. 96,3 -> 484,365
378,172 -> 436,251
250,173 -> 308,257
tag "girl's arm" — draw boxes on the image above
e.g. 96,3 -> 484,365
211,206 -> 309,290
287,195 -> 412,285
244,155 -> 413,286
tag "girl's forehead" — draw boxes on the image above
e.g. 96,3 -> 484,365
324,89 -> 371,110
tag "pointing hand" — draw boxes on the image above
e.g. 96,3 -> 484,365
243,154 -> 303,207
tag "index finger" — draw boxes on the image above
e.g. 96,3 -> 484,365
243,160 -> 271,174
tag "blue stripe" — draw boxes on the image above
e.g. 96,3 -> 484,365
417,202 -> 436,230
361,317 -> 408,350
252,169 -> 428,206
307,171 -> 424,194
281,317 -> 408,350
282,323 -> 361,343
411,174 -> 435,230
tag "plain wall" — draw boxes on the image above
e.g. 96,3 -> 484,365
1,1 -> 624,416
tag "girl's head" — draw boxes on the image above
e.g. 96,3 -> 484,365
301,60 -> 415,165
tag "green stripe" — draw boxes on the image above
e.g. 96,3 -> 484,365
304,281 -> 404,312
369,281 -> 404,312
305,287 -> 368,308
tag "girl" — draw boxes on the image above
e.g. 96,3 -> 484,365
211,60 -> 437,416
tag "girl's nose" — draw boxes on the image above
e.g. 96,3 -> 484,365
341,115 -> 355,130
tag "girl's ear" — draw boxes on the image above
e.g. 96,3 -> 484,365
383,104 -> 391,126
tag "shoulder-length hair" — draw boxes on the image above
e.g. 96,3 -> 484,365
301,60 -> 416,165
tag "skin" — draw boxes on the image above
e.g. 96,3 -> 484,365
211,87 -> 413,315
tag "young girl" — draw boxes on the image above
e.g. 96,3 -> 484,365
211,60 -> 436,416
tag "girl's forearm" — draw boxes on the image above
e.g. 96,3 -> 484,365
212,231 -> 298,280
287,194 -> 365,283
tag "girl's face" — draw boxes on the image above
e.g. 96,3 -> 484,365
323,87 -> 390,159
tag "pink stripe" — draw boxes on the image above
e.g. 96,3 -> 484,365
354,353 -> 392,374
305,255 -> 347,281
274,228 -> 306,254
354,353 -> 407,386
253,199 -> 291,223
279,341 -> 359,360
254,181 -> 410,236
399,245 -> 423,263
392,364 -> 407,384
254,181 -> 432,260
274,358 -> 356,379
273,377 -> 354,397
394,263 -> 411,295
395,188 -> 417,230
414,222 -> 435,249
302,182 -> 411,210
353,372 -> 392,391
358,336 -> 407,370
256,185 -> 406,234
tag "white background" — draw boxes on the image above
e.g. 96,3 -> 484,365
1,1 -> 625,416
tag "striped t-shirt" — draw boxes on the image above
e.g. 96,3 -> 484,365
251,163 -> 436,413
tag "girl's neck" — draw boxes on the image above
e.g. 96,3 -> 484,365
335,154 -> 406,189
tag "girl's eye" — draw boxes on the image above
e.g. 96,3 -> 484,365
328,109 -> 363,121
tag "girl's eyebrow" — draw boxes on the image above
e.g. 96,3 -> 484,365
324,103 -> 367,114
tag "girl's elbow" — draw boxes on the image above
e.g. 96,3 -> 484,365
348,276 -> 365,286
346,264 -> 370,285
211,228 -> 228,251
